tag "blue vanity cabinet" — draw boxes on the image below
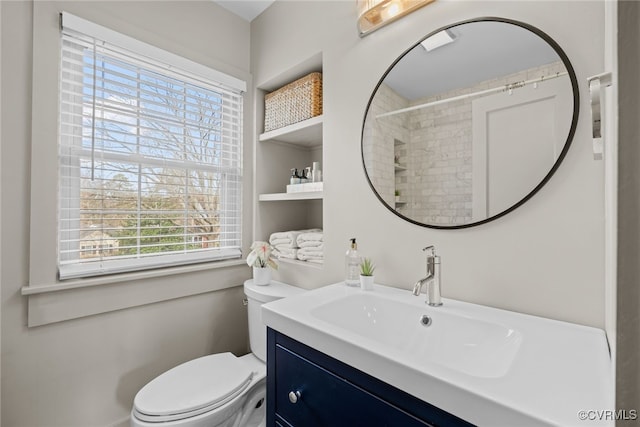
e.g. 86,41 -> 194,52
267,328 -> 475,427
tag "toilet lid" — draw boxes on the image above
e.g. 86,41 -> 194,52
134,353 -> 253,420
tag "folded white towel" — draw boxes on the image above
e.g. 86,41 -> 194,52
299,241 -> 324,249
273,246 -> 298,259
296,231 -> 323,247
298,247 -> 323,257
269,231 -> 294,241
270,237 -> 292,247
297,244 -> 323,262
304,259 -> 324,265
270,229 -> 321,249
297,253 -> 324,261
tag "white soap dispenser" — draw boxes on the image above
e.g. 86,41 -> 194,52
345,238 -> 361,287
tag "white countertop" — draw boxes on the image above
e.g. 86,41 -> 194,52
262,282 -> 614,427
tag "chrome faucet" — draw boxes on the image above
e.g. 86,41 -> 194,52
412,246 -> 442,306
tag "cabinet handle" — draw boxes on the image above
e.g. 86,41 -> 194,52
288,390 -> 301,404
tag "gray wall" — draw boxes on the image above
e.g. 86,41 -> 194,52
252,1 -> 606,327
1,0 -> 626,425
1,2 -> 252,425
0,0 -> 3,421
617,0 -> 640,418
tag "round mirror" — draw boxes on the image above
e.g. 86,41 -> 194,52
362,18 -> 579,229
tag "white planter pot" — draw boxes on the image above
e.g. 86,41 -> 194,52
360,275 -> 374,291
253,267 -> 272,286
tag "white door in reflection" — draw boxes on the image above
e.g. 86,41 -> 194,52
471,77 -> 573,220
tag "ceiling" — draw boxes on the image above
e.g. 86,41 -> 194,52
384,21 -> 562,101
213,0 -> 275,21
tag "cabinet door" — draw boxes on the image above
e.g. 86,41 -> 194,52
274,344 -> 433,427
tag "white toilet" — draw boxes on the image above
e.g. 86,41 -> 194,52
130,280 -> 304,427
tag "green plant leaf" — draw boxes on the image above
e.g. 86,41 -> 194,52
360,257 -> 375,276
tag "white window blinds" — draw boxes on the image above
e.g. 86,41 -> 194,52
58,13 -> 244,280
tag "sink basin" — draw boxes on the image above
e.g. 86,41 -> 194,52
310,293 -> 522,378
262,282 -> 613,426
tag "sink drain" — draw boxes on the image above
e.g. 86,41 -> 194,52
420,314 -> 432,327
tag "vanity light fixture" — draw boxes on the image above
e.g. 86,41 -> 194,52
357,0 -> 436,37
420,29 -> 456,51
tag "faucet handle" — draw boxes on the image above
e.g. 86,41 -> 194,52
422,245 -> 435,256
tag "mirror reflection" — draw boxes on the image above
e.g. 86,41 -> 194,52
362,19 -> 578,228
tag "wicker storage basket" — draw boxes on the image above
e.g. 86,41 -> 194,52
264,72 -> 323,132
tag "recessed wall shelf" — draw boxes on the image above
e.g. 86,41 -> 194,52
254,53 -> 324,277
394,138 -> 406,211
259,115 -> 323,148
258,191 -> 323,202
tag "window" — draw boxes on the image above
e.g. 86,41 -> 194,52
58,13 -> 245,280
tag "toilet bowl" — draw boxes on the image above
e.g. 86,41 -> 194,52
130,280 -> 304,427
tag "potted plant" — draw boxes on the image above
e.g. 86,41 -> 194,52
395,190 -> 400,202
360,257 -> 375,291
247,241 -> 278,285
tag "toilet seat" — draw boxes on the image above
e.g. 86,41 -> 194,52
133,353 -> 254,423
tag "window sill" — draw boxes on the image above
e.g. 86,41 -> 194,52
22,259 -> 250,327
23,258 -> 247,295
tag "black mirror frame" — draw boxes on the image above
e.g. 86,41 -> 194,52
361,17 -> 580,230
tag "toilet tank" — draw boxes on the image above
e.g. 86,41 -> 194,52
243,279 -> 305,362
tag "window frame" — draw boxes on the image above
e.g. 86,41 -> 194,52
24,4 -> 253,327
57,12 -> 246,280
